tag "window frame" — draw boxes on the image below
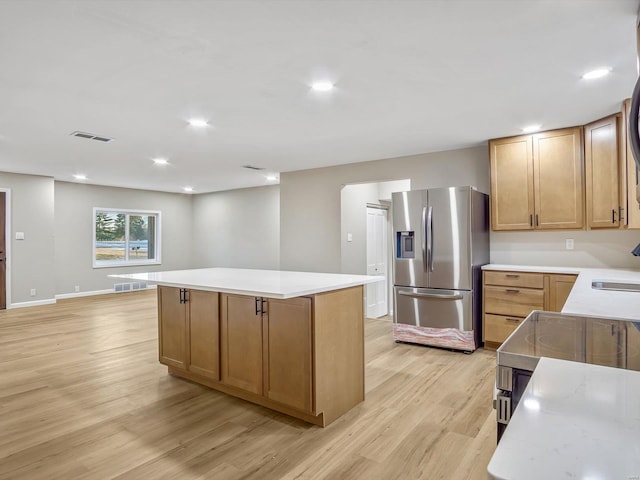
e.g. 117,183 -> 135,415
92,207 -> 162,268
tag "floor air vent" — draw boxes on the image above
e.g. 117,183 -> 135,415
114,281 -> 148,293
70,131 -> 114,142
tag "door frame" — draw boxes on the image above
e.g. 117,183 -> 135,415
365,203 -> 390,318
0,188 -> 11,309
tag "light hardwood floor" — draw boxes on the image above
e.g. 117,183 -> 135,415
0,290 -> 496,479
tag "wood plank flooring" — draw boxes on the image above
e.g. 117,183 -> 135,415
0,290 -> 496,479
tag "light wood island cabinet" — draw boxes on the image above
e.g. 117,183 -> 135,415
158,281 -> 365,427
158,286 -> 219,379
483,270 -> 577,349
489,127 -> 584,231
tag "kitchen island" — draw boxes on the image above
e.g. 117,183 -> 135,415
112,268 -> 383,427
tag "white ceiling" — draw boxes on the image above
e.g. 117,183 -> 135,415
0,0 -> 638,194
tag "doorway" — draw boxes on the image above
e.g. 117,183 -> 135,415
366,205 -> 388,318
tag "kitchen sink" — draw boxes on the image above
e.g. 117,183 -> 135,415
592,280 -> 640,292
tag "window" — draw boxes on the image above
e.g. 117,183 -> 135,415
93,208 -> 161,267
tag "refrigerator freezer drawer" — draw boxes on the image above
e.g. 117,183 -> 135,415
394,286 -> 473,331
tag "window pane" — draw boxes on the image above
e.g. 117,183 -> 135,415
95,212 -> 126,261
129,214 -> 155,260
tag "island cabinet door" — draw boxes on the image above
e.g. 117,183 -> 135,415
187,290 -> 220,381
158,286 -> 188,369
263,297 -> 313,413
220,294 -> 264,395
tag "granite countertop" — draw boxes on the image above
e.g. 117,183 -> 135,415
110,267 -> 383,299
488,357 -> 640,480
482,264 -> 640,321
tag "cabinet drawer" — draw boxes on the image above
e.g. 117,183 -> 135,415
484,286 -> 544,317
484,271 -> 544,288
484,314 -> 524,344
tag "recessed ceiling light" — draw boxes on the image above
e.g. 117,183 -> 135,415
266,175 -> 278,181
152,158 -> 169,165
311,81 -> 335,92
522,125 -> 542,133
183,186 -> 194,192
73,174 -> 87,180
582,68 -> 611,80
188,118 -> 209,128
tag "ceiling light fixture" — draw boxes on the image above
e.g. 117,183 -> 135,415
311,81 -> 335,92
183,186 -> 194,192
188,118 -> 209,128
266,175 -> 278,181
522,125 -> 542,133
153,158 -> 169,165
73,174 -> 87,180
582,67 -> 611,80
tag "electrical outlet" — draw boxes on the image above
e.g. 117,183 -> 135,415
74,285 -> 80,293
30,288 -> 36,297
565,239 -> 574,250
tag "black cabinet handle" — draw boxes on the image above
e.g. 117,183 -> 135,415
529,214 -> 533,227
535,214 -> 539,227
612,209 -> 616,223
261,298 -> 267,315
179,288 -> 188,304
255,297 -> 261,315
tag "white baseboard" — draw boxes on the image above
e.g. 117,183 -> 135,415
55,285 -> 156,300
55,289 -> 116,300
9,298 -> 57,309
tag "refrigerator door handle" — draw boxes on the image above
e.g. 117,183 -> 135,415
427,206 -> 434,272
397,290 -> 463,300
422,206 -> 428,272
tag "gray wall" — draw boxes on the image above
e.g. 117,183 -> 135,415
281,146 -> 490,273
0,172 -> 55,304
191,185 -> 280,269
54,182 -> 194,295
491,230 -> 640,268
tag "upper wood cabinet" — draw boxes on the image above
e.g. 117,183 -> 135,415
489,135 -> 535,230
584,115 -> 621,229
489,127 -> 584,231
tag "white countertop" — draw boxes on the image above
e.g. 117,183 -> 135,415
482,264 -> 640,321
110,267 -> 383,299
488,357 -> 640,480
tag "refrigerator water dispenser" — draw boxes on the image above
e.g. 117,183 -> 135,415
397,231 -> 415,258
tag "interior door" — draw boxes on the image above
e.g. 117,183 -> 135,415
366,206 -> 388,318
0,192 -> 5,309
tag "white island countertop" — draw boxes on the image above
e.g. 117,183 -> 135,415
482,264 -> 640,321
488,357 -> 640,480
110,267 -> 383,299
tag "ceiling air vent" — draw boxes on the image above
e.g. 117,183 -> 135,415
70,131 -> 114,142
242,165 -> 265,171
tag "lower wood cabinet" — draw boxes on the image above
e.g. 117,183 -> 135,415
482,270 -> 578,349
220,294 -> 264,394
158,286 -> 220,380
220,294 -> 313,413
157,285 -> 364,427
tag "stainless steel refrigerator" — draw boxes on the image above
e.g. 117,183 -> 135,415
392,186 -> 489,351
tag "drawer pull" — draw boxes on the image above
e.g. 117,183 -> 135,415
505,318 -> 520,322
505,274 -> 520,278
505,289 -> 520,294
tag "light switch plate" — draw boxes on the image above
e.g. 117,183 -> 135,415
347,233 -> 353,242
15,231 -> 24,240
